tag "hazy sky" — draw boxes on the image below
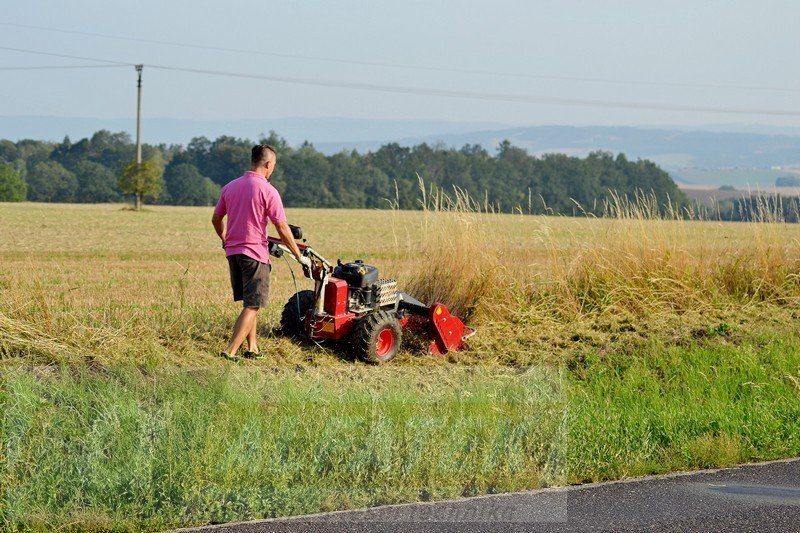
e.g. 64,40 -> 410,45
1,0 -> 799,129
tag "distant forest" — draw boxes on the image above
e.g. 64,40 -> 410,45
0,130 -> 797,221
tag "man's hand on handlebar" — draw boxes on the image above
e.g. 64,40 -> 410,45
297,255 -> 312,269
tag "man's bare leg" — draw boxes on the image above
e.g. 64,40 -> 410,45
225,307 -> 259,356
246,316 -> 258,353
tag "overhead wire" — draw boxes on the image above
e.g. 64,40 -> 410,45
1,20 -> 798,94
0,64 -> 127,71
144,63 -> 800,117
0,45 -> 132,65
1,44 -> 799,117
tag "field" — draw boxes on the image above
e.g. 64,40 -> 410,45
680,184 -> 800,204
670,167 -> 793,189
2,201 -> 800,531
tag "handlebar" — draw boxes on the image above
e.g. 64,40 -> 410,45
267,235 -> 332,280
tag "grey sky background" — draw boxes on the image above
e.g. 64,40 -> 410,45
1,0 -> 799,134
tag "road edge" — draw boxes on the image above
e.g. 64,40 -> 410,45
169,456 -> 800,532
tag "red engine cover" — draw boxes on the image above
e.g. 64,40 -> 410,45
324,277 -> 349,316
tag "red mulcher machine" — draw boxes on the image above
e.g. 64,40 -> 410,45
269,225 -> 475,363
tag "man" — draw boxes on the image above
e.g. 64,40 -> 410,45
211,144 -> 311,361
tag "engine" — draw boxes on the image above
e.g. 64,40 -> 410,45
333,260 -> 398,314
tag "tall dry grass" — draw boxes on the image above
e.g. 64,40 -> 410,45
395,181 -> 800,362
389,178 -> 505,320
1,199 -> 798,367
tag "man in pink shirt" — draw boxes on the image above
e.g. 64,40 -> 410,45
211,144 -> 311,360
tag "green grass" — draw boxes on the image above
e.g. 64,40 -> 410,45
567,335 -> 800,480
4,334 -> 800,531
3,366 -> 566,531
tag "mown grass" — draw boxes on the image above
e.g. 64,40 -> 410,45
2,200 -> 800,531
2,201 -> 797,368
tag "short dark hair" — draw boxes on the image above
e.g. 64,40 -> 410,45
251,144 -> 277,166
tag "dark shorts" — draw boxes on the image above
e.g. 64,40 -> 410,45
227,254 -> 271,308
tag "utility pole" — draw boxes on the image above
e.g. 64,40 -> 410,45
135,64 -> 143,165
135,64 -> 143,210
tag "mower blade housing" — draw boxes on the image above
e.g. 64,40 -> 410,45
427,302 -> 470,355
398,293 -> 473,355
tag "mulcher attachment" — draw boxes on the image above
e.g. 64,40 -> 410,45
398,293 -> 476,356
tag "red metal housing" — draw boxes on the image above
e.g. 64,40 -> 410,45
427,303 -> 468,356
324,277 -> 348,316
306,277 -> 356,341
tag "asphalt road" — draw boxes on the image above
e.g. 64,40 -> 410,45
175,458 -> 800,532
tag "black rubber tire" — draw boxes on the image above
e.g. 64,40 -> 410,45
280,290 -> 315,339
352,310 -> 402,363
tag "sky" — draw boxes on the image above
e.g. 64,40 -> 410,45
1,0 -> 799,136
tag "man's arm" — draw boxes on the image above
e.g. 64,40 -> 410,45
274,220 -> 304,260
211,214 -> 226,246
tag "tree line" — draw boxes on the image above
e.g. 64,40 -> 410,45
1,129 -> 698,215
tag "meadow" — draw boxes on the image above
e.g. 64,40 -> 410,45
2,200 -> 800,531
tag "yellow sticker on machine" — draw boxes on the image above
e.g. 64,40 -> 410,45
321,321 -> 335,333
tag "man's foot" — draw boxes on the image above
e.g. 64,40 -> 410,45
243,350 -> 263,360
219,351 -> 240,362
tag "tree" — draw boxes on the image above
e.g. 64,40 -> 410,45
87,130 -> 134,174
0,162 -> 27,202
0,140 -> 18,163
119,155 -> 164,210
280,145 -> 333,207
26,160 -> 78,202
74,160 -> 121,203
164,162 -> 218,206
204,177 -> 221,206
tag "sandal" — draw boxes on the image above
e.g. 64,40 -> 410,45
219,351 -> 240,362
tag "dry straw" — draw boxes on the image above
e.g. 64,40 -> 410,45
394,179 -> 800,340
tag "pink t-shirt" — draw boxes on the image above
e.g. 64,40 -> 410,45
213,171 -> 286,264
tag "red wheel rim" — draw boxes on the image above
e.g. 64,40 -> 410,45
375,328 -> 395,356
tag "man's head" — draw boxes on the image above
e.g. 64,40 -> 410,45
250,144 -> 278,179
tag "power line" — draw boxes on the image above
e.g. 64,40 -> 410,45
146,64 -> 800,117
0,64 -> 127,71
0,45 -> 132,65
1,20 -> 798,94
2,45 -> 799,117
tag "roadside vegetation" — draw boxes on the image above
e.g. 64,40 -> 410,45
2,194 -> 799,531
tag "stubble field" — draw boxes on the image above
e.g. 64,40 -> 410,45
2,201 -> 800,531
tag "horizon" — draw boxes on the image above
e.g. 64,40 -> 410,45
3,115 -> 800,147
